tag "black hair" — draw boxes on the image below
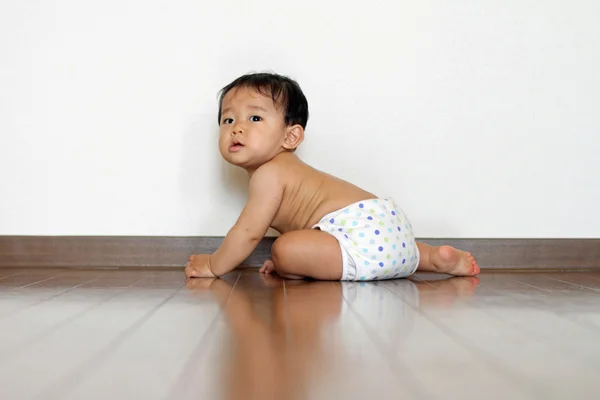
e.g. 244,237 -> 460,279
217,72 -> 309,129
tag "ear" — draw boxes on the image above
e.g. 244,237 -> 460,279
282,124 -> 304,150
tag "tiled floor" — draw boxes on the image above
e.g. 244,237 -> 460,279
0,268 -> 599,399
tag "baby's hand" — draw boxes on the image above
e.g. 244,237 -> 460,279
185,254 -> 217,278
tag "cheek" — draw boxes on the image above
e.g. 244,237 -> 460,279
218,131 -> 228,145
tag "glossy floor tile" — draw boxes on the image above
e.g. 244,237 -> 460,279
0,268 -> 599,399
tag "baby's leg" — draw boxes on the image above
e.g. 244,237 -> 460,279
416,242 -> 480,276
258,230 -> 343,280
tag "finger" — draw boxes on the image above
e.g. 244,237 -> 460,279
185,267 -> 199,278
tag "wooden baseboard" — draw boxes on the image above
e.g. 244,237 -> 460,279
0,236 -> 599,270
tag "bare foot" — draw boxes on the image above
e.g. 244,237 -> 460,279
258,260 -> 306,280
259,259 -> 276,274
430,245 -> 480,276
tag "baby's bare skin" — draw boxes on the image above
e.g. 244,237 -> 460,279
185,85 -> 479,280
256,153 -> 479,279
265,152 -> 377,233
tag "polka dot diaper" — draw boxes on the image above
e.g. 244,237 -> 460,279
312,198 -> 420,281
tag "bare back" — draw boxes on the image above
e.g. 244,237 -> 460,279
266,153 -> 377,233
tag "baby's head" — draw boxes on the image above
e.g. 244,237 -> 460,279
217,72 -> 309,171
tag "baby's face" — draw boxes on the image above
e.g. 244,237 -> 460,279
218,87 -> 288,170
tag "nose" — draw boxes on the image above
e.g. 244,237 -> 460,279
232,120 -> 244,135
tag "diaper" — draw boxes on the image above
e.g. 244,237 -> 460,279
312,198 -> 420,281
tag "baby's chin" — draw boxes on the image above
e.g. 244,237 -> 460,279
219,147 -> 244,163
221,152 -> 262,170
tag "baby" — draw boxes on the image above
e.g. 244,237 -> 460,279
186,72 -> 480,281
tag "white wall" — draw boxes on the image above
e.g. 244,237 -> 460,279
1,0 -> 599,238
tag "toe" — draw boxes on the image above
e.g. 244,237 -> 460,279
260,261 -> 269,273
261,260 -> 275,274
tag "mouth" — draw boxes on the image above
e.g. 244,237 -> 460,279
229,141 -> 245,152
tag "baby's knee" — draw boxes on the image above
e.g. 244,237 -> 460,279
271,234 -> 294,270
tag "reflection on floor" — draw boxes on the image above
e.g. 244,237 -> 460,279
0,268 -> 599,399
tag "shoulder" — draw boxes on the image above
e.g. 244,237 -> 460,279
249,161 -> 286,196
252,160 -> 283,182
252,153 -> 297,181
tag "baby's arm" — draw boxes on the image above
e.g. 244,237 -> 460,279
191,165 -> 284,277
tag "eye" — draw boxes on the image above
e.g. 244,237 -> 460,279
250,115 -> 262,122
222,118 -> 233,125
